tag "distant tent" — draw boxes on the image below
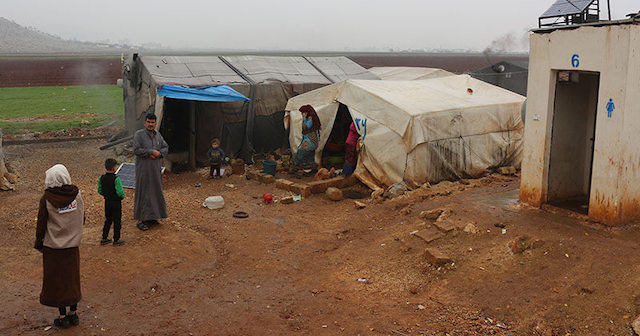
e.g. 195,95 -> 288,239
470,61 -> 529,96
122,55 -> 379,168
285,75 -> 525,189
368,67 -> 454,81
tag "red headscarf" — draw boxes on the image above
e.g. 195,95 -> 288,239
299,105 -> 321,131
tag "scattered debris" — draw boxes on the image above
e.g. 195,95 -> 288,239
263,193 -> 274,204
630,316 -> 640,336
424,248 -> 452,266
354,201 -> 367,209
509,236 -> 544,254
463,222 -> 478,234
434,221 -> 456,233
280,196 -> 295,204
326,187 -> 343,201
494,223 -> 506,228
419,209 -> 444,220
399,205 -> 412,216
384,182 -> 408,199
371,188 -> 384,200
497,166 -> 517,175
413,228 -> 444,243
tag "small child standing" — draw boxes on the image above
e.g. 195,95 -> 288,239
97,159 -> 125,246
207,138 -> 226,179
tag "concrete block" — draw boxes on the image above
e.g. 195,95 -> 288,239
424,248 -> 452,266
412,227 -> 443,243
434,221 -> 457,233
276,178 -> 294,191
260,174 -> 275,184
419,209 -> 443,220
308,179 -> 331,194
290,183 -> 311,197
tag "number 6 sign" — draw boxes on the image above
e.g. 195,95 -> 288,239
571,54 -> 580,68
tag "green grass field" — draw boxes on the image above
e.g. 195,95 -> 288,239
0,85 -> 124,134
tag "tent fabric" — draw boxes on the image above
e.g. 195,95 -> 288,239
285,75 -> 525,187
123,55 -> 378,162
368,67 -> 455,81
157,85 -> 250,102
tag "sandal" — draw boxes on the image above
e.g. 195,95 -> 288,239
136,222 -> 149,231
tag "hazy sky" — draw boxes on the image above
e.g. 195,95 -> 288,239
3,0 -> 639,51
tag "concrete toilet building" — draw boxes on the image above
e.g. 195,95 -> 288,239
520,19 -> 640,226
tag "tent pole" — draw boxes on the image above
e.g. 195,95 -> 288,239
218,56 -> 257,163
607,0 -> 611,20
189,101 -> 196,170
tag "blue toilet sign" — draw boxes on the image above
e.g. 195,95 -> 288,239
606,99 -> 615,118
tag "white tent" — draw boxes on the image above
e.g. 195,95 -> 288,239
368,67 -> 454,81
285,75 -> 525,189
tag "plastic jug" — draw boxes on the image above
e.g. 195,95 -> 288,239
202,196 -> 225,209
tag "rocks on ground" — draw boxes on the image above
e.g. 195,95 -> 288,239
509,236 -> 544,254
326,187 -> 343,201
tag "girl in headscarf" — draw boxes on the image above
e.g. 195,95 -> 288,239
292,105 -> 321,173
34,164 -> 84,329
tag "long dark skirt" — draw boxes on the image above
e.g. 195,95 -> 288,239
40,247 -> 81,307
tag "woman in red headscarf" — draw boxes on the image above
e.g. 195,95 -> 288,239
292,105 -> 321,173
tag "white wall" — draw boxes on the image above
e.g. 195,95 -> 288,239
521,23 -> 640,226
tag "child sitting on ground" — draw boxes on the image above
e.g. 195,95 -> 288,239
98,158 -> 125,246
207,138 -> 226,179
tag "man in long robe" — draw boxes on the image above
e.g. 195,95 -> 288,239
133,113 -> 168,230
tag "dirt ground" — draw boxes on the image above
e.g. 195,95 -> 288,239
2,139 -> 640,336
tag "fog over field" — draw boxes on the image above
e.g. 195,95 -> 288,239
3,0 -> 639,52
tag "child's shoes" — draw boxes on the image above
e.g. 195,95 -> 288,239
100,238 -> 112,245
67,312 -> 79,326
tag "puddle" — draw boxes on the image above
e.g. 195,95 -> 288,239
477,189 -> 520,209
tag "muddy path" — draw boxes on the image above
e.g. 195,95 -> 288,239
1,140 -> 640,335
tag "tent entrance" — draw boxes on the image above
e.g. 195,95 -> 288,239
546,71 -> 600,215
161,98 -> 191,171
161,99 -> 225,171
322,103 -> 353,170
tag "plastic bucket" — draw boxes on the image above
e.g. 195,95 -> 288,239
263,160 -> 277,176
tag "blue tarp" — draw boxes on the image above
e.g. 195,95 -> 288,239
157,84 -> 249,102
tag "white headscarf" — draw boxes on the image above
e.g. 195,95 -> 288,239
45,164 -> 72,188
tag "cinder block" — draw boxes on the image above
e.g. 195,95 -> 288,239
276,179 -> 294,191
308,180 -> 331,194
246,170 -> 260,181
290,183 -> 311,197
260,174 -> 275,184
423,248 -> 452,266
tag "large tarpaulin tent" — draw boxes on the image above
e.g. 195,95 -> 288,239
368,67 -> 455,81
285,75 -> 526,189
122,55 -> 378,166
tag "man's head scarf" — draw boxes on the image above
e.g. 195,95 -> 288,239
45,164 -> 72,188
